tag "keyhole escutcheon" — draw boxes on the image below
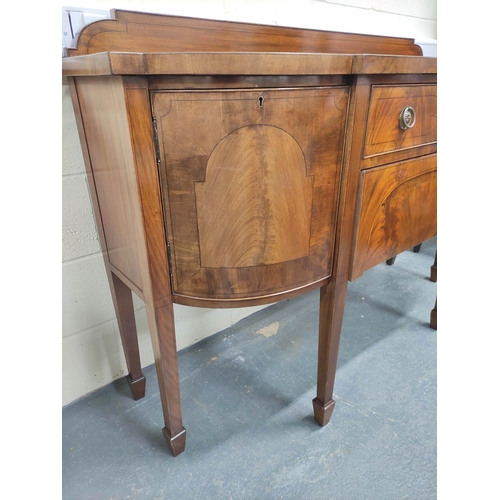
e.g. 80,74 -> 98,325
258,96 -> 264,107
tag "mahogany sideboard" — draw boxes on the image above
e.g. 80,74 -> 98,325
62,9 -> 437,456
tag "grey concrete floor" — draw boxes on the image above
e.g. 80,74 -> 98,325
62,237 -> 437,500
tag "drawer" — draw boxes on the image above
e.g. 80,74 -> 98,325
350,155 -> 436,280
364,84 -> 436,158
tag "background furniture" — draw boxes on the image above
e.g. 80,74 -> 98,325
386,244 -> 422,266
62,9 -> 437,456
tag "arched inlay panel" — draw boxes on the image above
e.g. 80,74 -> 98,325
351,154 -> 437,280
152,87 -> 349,301
196,125 -> 313,268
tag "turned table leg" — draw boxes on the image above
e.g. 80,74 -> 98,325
110,272 -> 146,400
313,279 -> 348,426
145,298 -> 186,456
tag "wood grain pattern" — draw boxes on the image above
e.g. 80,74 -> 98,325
352,55 -> 436,74
196,125 -> 313,267
62,52 -> 442,78
364,84 -> 437,158
63,10 -> 437,456
123,77 -> 171,301
62,52 -> 354,77
75,76 -> 144,291
144,52 -> 353,76
350,155 -> 437,279
329,76 -> 372,282
66,9 -> 422,58
148,75 -> 350,90
111,272 -> 146,400
62,52 -> 439,78
153,87 -> 349,301
62,52 -> 112,76
67,77 -> 146,401
313,278 -> 348,426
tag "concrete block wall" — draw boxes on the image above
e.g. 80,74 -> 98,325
62,0 -> 437,406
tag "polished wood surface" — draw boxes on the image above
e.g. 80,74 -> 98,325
431,252 -> 437,283
123,77 -> 171,302
351,155 -> 437,279
63,9 -> 436,456
67,77 -> 147,400
351,54 -> 436,74
62,52 -> 439,78
66,9 -> 422,57
430,299 -> 437,330
111,272 -> 146,399
313,279 -> 348,425
75,76 -> 145,291
364,84 -> 437,158
62,52 -> 355,77
430,253 -> 437,329
153,87 -> 349,302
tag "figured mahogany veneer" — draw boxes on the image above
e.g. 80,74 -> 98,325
65,9 -> 422,57
63,9 -> 437,456
364,84 -> 437,158
351,155 -> 437,279
153,88 -> 348,303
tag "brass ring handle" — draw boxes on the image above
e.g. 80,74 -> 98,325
399,106 -> 416,130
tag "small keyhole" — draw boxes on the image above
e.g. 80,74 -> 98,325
258,96 -> 264,107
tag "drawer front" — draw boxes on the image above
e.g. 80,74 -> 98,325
364,84 -> 436,158
350,155 -> 436,280
152,87 -> 349,301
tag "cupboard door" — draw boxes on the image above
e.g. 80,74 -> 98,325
350,154 -> 436,280
152,88 -> 349,301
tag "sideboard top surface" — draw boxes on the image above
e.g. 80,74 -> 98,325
62,52 -> 436,77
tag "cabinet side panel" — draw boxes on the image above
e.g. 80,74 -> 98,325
75,76 -> 144,291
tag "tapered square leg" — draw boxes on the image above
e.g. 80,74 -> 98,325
313,279 -> 348,426
430,252 -> 437,282
126,373 -> 146,400
430,299 -> 437,330
312,397 -> 336,426
162,426 -> 187,457
430,252 -> 437,329
110,272 -> 146,400
145,299 -> 186,456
